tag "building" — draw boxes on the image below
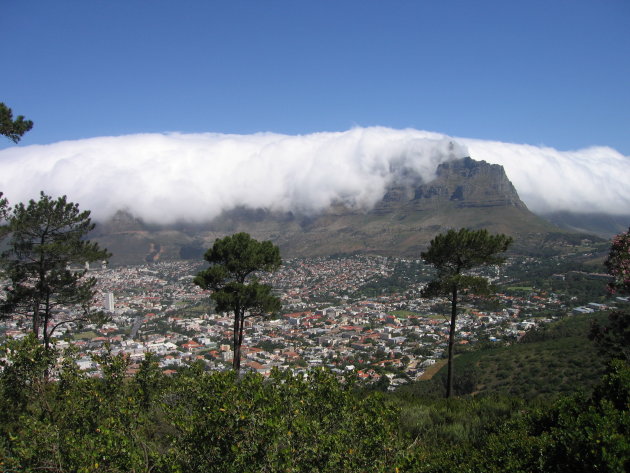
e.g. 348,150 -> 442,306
104,292 -> 115,312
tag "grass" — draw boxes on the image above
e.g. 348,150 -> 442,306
388,309 -> 446,321
388,310 -> 414,318
419,359 -> 448,380
73,331 -> 98,340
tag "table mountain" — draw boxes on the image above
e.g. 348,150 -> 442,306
91,157 -> 587,265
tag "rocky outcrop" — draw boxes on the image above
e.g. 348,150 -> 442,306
421,156 -> 526,208
372,157 -> 526,214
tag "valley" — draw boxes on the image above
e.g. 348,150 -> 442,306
2,234 -> 619,397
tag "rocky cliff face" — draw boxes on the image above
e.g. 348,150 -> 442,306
92,157 -> 561,265
373,157 -> 526,214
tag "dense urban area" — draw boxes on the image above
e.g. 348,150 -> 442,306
1,245 -> 621,390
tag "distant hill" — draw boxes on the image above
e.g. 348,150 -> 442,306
541,211 -> 630,238
90,157 -> 599,266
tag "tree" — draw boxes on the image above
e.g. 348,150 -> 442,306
590,228 -> 630,362
0,193 -> 8,221
1,102 -> 33,240
421,228 -> 512,398
0,192 -> 111,349
0,102 -> 33,143
604,227 -> 630,295
194,232 -> 281,371
0,193 -> 9,240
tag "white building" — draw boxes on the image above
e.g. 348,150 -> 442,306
104,292 -> 115,312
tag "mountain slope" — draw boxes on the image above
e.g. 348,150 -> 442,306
541,211 -> 630,238
400,312 -> 610,400
91,157 -> 577,265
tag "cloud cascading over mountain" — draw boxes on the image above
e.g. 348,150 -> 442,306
0,127 -> 628,224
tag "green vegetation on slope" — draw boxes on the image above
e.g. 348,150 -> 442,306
0,336 -> 399,473
1,321 -> 628,472
397,359 -> 629,473
401,312 -> 610,400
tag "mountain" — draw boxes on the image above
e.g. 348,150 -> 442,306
540,211 -> 630,238
90,157 -> 595,266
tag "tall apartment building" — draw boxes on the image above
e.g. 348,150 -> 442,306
104,292 -> 115,312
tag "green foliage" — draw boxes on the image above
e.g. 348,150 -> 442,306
165,368 -> 400,472
503,253 -> 609,305
546,275 -> 608,305
0,335 -> 54,427
421,228 -> 512,397
195,232 -> 281,370
408,313 -> 610,400
0,336 -> 627,472
0,192 -> 111,348
255,339 -> 285,352
394,394 -> 523,447
590,309 -> 630,362
489,360 -> 630,473
605,227 -> 630,295
195,232 -> 282,286
421,228 -> 513,283
0,341 -> 166,472
0,338 -> 400,472
355,259 -> 427,297
585,230 -> 630,363
0,102 -> 33,143
399,360 -> 630,473
0,192 -> 8,223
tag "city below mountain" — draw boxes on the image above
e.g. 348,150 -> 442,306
90,157 -> 612,266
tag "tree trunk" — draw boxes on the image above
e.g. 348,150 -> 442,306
446,286 -> 458,398
235,313 -> 246,372
232,306 -> 241,371
34,246 -> 46,339
232,338 -> 241,371
43,293 -> 51,351
43,320 -> 51,351
32,303 -> 40,339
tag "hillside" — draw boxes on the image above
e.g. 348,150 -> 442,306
91,157 -> 583,266
400,312 -> 611,400
542,211 -> 630,238
2,325 -> 627,472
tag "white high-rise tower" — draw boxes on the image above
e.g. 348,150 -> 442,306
104,292 -> 115,312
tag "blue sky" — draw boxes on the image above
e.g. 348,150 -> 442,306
2,0 -> 629,154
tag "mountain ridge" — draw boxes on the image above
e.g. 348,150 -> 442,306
90,157 -> 601,265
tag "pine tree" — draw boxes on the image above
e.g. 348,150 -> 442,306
1,192 -> 110,349
194,233 -> 281,371
421,228 -> 512,397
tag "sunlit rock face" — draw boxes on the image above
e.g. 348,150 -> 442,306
373,157 -> 526,215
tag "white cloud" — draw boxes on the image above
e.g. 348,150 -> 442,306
0,127 -> 628,224
459,138 -> 630,215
